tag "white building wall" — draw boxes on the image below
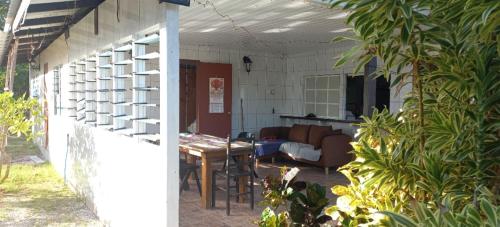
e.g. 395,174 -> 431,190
181,40 -> 360,137
32,0 -> 171,225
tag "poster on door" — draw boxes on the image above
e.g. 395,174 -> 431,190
209,77 -> 224,113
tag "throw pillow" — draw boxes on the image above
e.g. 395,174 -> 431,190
288,124 -> 311,144
308,125 -> 335,149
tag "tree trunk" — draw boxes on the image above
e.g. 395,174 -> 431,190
413,61 -> 425,154
4,39 -> 18,93
0,128 -> 10,184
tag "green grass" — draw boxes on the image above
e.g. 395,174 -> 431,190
0,137 -> 101,226
4,136 -> 39,159
1,163 -> 74,196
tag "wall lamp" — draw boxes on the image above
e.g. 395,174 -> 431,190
243,56 -> 252,74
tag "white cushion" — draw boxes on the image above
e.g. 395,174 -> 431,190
279,142 -> 321,161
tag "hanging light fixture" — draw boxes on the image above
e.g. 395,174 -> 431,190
243,56 -> 252,74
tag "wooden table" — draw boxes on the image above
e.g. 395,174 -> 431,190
179,133 -> 252,209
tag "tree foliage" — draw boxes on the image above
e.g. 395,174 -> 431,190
325,0 -> 499,225
0,92 -> 42,183
0,0 -> 7,28
0,64 -> 31,98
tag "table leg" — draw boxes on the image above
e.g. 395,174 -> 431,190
186,155 -> 196,180
201,156 -> 212,209
238,155 -> 248,203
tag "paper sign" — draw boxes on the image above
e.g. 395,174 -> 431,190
209,78 -> 224,113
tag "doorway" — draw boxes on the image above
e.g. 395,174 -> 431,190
179,61 -> 232,138
180,62 -> 197,133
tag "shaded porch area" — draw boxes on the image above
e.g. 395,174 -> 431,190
179,158 -> 348,226
175,1 -> 362,225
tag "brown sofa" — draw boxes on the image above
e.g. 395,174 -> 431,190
260,124 -> 353,175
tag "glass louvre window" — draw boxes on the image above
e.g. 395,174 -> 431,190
50,28 -> 162,145
96,50 -> 113,130
85,57 -> 97,126
53,66 -> 60,94
68,64 -> 77,118
112,42 -> 134,135
304,75 -> 342,118
53,66 -> 61,115
132,33 -> 160,140
76,60 -> 86,122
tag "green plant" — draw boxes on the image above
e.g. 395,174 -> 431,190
325,0 -> 499,225
0,92 -> 42,183
382,198 -> 499,227
0,64 -> 31,98
259,167 -> 332,227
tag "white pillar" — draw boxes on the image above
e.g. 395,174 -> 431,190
160,3 -> 179,227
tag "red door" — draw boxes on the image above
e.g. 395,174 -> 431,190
196,62 -> 232,138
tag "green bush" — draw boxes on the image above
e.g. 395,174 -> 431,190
325,0 -> 499,225
0,92 -> 42,183
258,167 -> 332,227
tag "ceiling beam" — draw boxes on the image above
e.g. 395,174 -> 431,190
14,25 -> 65,36
18,34 -> 60,43
27,0 -> 102,13
19,22 -> 66,30
22,15 -> 68,26
25,9 -> 76,20
16,31 -> 60,39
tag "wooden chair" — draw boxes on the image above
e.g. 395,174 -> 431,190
221,132 -> 259,178
211,135 -> 255,215
179,159 -> 201,196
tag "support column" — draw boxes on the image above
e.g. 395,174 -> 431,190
160,3 -> 179,227
5,39 -> 18,93
363,58 -> 377,117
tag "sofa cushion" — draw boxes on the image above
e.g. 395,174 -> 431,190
288,124 -> 311,144
279,142 -> 321,162
308,125 -> 334,149
260,127 -> 291,140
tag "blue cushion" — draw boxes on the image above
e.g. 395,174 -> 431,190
255,139 -> 287,157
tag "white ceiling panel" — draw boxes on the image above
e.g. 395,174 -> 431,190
180,0 -> 351,54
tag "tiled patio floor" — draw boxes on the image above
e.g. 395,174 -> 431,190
180,158 -> 348,227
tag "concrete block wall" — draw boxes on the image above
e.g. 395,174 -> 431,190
180,40 -> 360,138
180,45 -> 287,138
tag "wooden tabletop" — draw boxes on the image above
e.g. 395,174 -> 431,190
179,133 -> 251,158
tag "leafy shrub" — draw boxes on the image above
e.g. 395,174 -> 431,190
0,92 -> 42,183
325,0 -> 499,225
259,167 -> 332,227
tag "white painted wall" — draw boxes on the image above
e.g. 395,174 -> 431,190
31,0 -> 174,226
43,117 -> 166,226
180,40 -> 359,138
180,45 -> 287,137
